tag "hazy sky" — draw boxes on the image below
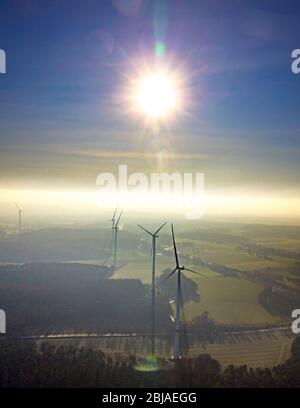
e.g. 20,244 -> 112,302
0,0 -> 300,220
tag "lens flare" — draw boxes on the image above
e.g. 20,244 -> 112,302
133,355 -> 160,372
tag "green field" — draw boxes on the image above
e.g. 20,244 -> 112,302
115,260 -> 283,325
114,226 -> 300,326
182,274 -> 278,325
113,254 -> 172,283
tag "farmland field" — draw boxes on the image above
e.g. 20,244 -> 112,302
113,254 -> 172,283
112,224 -> 300,326
182,275 -> 279,325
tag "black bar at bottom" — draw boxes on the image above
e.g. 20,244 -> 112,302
0,388 -> 299,406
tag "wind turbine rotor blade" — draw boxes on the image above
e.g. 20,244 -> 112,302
137,224 -> 153,236
112,206 -> 118,221
115,210 -> 123,228
171,224 -> 179,268
15,202 -> 20,211
160,267 -> 177,284
169,314 -> 175,323
154,222 -> 167,236
184,268 -> 209,279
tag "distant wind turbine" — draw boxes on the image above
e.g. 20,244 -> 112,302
110,207 -> 118,231
102,207 -> 119,266
109,207 -> 118,260
162,224 -> 209,360
113,210 -> 123,270
15,203 -> 24,234
138,222 -> 167,355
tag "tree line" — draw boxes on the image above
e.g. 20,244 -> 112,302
0,337 -> 299,388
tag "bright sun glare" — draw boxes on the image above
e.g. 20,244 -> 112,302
136,71 -> 177,119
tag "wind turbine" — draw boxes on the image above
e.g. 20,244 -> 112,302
110,207 -> 118,231
102,207 -> 118,266
138,222 -> 167,355
109,207 -> 118,260
15,203 -> 24,234
113,210 -> 123,270
162,224 -> 209,360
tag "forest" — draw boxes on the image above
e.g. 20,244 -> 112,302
0,263 -> 171,334
0,337 -> 299,388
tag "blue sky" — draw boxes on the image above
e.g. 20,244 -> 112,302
0,0 -> 300,217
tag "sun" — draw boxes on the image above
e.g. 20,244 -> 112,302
135,71 -> 178,119
120,61 -> 187,125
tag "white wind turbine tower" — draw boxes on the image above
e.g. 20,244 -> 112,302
15,203 -> 24,234
108,207 -> 118,262
162,224 -> 209,360
138,222 -> 167,355
113,210 -> 123,270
